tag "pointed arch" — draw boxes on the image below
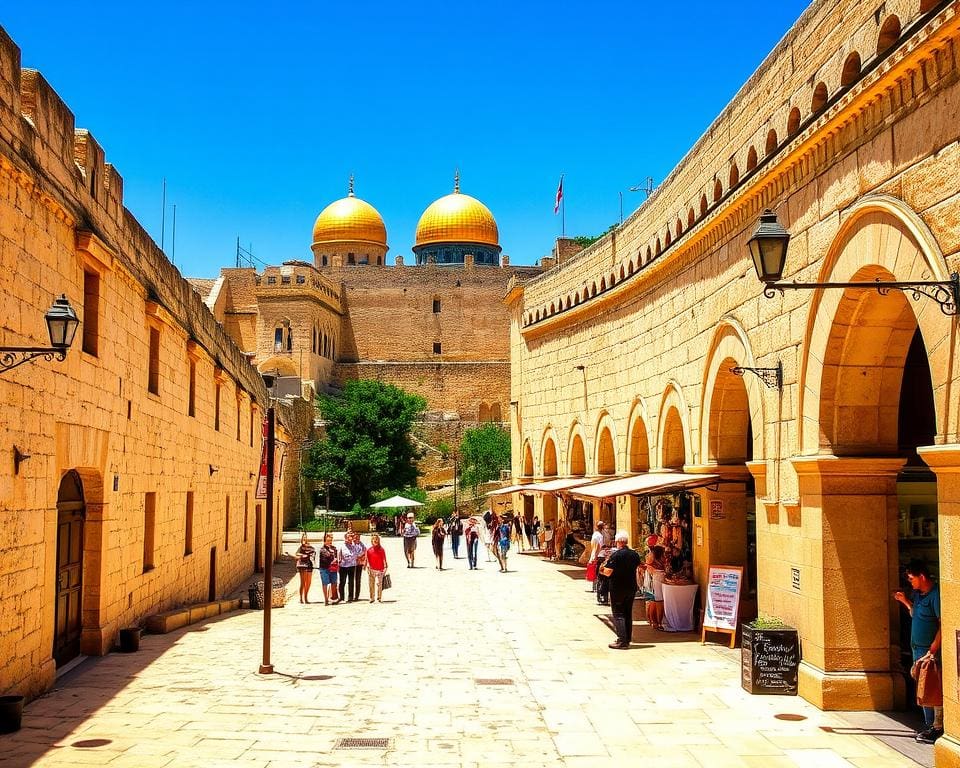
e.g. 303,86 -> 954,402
657,382 -> 693,469
540,426 -> 560,477
567,422 -> 588,476
593,411 -> 618,476
626,398 -> 652,473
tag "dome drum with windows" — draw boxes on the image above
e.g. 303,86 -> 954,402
413,173 -> 501,266
311,177 -> 388,267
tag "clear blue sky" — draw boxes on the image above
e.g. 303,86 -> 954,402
3,1 -> 810,276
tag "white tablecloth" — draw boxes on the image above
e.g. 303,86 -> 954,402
662,583 -> 699,632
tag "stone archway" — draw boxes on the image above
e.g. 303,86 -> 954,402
520,440 -> 534,478
594,412 -> 617,476
568,423 -> 587,477
658,382 -> 692,470
540,431 -> 559,525
794,198 -> 954,712
626,399 -> 651,473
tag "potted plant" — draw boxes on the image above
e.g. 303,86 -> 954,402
741,616 -> 800,695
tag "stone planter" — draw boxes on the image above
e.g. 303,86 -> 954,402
0,695 -> 25,733
741,623 -> 800,695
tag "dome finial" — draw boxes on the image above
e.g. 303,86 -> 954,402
454,168 -> 460,194
348,174 -> 355,197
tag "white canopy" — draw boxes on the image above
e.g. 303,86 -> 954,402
569,472 -> 720,500
370,495 -> 424,508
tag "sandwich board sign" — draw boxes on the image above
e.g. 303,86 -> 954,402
701,565 -> 743,648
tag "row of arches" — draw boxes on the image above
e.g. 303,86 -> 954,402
311,323 -> 336,360
523,8 -> 923,328
478,402 -> 503,423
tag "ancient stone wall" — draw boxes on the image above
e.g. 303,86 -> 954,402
0,25 -> 276,699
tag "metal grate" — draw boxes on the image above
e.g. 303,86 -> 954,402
333,738 -> 391,750
475,678 -> 515,686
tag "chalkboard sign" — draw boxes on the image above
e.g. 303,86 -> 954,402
703,565 -> 742,631
741,624 -> 800,696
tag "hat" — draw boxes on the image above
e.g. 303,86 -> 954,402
406,512 -> 414,519
646,534 -> 659,548
614,530 -> 629,542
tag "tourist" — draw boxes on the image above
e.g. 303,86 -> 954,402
484,509 -> 500,564
464,517 -> 481,570
644,545 -> 667,631
294,532 -> 315,604
599,531 -> 643,649
365,533 -> 388,602
447,512 -> 463,558
553,518 -> 568,561
315,532 -> 339,605
512,513 -> 525,552
401,512 -> 420,568
894,560 -> 943,743
527,516 -> 540,550
497,516 -> 512,572
339,531 -> 365,603
588,521 -> 607,593
431,518 -> 447,570
542,522 -> 553,558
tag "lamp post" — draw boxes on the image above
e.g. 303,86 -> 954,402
1,295 -> 80,374
258,373 -> 278,675
619,185 -> 644,226
749,209 -> 960,314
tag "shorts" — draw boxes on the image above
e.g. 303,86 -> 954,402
297,565 -> 313,573
319,569 -> 337,587
403,537 -> 418,554
499,542 -> 509,555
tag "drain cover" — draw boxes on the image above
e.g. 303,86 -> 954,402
475,678 -> 515,685
334,738 -> 391,750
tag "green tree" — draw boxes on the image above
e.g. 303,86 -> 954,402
303,380 -> 426,508
459,424 -> 511,508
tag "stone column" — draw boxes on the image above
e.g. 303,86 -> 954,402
80,500 -> 110,656
917,444 -> 960,767
615,494 -> 638,544
791,456 -> 905,710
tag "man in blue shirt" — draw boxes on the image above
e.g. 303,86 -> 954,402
894,560 -> 942,744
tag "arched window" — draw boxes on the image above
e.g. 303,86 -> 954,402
746,146 -> 758,172
787,107 -> 801,136
841,52 -> 861,87
687,208 -> 695,227
655,238 -> 662,256
699,195 -> 708,216
490,403 -> 501,422
664,230 -> 672,248
729,163 -> 739,188
877,15 -> 901,56
675,218 -> 683,239
765,129 -> 778,156
479,402 -> 491,422
713,179 -> 723,203
811,82 -> 828,114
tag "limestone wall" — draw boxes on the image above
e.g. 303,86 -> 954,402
0,25 -> 273,699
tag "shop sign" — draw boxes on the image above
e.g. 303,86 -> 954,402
703,565 -> 742,631
709,500 -> 725,520
791,567 -> 800,591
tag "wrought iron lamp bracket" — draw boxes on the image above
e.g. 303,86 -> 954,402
0,347 -> 67,374
730,361 -> 783,390
763,273 -> 960,316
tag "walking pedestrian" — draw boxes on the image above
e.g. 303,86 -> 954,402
431,518 -> 447,570
295,532 -> 315,604
464,517 -> 481,569
315,532 -> 340,605
365,533 -> 388,602
447,512 -> 463,558
600,530 -> 643,649
401,512 -> 420,568
338,531 -> 364,603
512,513 -> 524,552
497,517 -> 512,572
526,516 -> 540,550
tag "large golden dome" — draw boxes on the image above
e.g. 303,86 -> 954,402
414,178 -> 499,248
311,181 -> 387,247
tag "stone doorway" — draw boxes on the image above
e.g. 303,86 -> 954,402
54,470 -> 84,667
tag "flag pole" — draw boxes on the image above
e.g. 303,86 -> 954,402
562,193 -> 565,237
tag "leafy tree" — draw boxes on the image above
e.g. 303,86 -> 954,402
303,380 -> 426,508
459,424 -> 511,509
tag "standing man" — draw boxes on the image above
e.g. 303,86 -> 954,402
401,512 -> 420,568
464,517 -> 481,570
497,516 -> 512,572
588,521 -> 607,593
600,530 -> 643,649
337,532 -> 360,603
448,512 -> 464,559
894,560 -> 942,743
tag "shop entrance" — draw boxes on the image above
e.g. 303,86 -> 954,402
54,470 -> 84,667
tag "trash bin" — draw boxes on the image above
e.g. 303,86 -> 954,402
119,627 -> 142,653
0,695 -> 24,734
248,585 -> 261,609
255,578 -> 285,608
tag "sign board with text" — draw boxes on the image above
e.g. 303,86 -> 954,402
703,565 -> 743,631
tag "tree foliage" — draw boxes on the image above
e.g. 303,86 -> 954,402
458,424 -> 511,506
303,380 -> 426,508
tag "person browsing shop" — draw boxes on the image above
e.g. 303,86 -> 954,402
600,531 -> 643,650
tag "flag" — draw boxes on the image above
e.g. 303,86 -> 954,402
554,175 -> 564,214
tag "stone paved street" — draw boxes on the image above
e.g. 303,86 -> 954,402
0,535 -> 927,768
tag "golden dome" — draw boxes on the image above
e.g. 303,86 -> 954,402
311,180 -> 387,248
414,176 -> 499,248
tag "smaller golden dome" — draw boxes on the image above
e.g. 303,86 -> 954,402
312,178 -> 387,248
415,175 -> 499,248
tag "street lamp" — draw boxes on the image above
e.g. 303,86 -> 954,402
619,185 -> 644,226
749,209 -> 960,315
258,371 -> 279,675
1,295 -> 80,374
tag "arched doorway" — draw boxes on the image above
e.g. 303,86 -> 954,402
54,471 -> 84,667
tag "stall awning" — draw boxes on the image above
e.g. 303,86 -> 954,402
568,472 -> 720,500
517,477 -> 594,494
484,483 -> 533,496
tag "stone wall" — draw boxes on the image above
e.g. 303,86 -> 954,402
0,25 -> 275,699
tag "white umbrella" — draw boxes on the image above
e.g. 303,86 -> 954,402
370,494 -> 424,508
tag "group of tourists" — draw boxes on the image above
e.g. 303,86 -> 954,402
294,531 -> 389,605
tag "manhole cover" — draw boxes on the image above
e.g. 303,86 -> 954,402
333,738 -> 391,749
475,678 -> 515,686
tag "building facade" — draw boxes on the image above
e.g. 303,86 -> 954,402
0,27 -> 284,700
507,1 -> 960,763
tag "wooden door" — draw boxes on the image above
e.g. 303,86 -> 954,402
54,471 -> 84,667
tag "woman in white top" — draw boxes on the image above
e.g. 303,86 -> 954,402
644,545 -> 667,630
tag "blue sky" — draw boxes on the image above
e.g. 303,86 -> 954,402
3,1 -> 810,276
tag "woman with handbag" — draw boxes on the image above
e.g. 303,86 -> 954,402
295,533 -> 315,604
315,532 -> 340,605
431,518 -> 447,570
365,533 -> 388,602
644,545 -> 667,631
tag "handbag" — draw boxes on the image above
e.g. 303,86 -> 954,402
912,657 -> 943,707
328,560 -> 340,573
586,560 -> 597,582
382,572 -> 392,590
